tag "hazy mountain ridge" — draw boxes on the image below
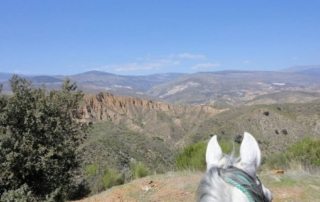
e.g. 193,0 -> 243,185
245,91 -> 320,105
1,66 -> 320,105
148,71 -> 320,105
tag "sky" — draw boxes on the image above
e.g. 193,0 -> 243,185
0,0 -> 320,75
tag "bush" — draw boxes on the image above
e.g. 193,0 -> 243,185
265,137 -> 320,169
66,180 -> 90,200
176,141 -> 206,171
0,184 -> 37,202
286,137 -> 320,166
85,164 -> 98,176
175,138 -> 233,171
264,153 -> 289,169
102,168 -> 124,189
131,161 -> 149,179
0,76 -> 88,200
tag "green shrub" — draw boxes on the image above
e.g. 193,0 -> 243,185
175,138 -> 234,171
131,162 -> 149,179
264,153 -> 289,169
286,137 -> 320,166
176,141 -> 206,171
102,168 -> 124,189
85,164 -> 98,176
264,137 -> 320,169
0,184 -> 37,202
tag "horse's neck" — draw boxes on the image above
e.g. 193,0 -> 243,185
230,187 -> 250,202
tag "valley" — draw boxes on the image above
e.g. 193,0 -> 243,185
1,68 -> 320,199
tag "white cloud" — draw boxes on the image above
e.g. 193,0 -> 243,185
192,63 -> 220,70
91,52 -> 210,73
113,62 -> 161,72
110,58 -> 180,72
175,53 -> 206,60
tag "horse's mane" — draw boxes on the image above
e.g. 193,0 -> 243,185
197,154 -> 239,201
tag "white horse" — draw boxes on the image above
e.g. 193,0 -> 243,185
197,132 -> 272,202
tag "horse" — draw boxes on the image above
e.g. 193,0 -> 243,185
197,132 -> 272,202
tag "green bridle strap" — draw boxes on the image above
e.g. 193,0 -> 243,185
225,177 -> 255,202
218,166 -> 268,202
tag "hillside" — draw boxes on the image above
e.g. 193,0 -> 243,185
79,92 -> 223,146
80,93 -> 320,153
77,93 -> 224,193
188,102 -> 320,154
75,171 -> 320,202
77,93 -> 320,196
245,91 -> 320,105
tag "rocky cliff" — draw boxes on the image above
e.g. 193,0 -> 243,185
79,92 -> 224,145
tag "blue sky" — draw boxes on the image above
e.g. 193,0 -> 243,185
0,0 -> 319,75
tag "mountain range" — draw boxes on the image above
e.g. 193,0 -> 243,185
1,65 -> 320,105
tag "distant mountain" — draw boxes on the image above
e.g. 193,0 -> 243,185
0,72 -> 13,82
67,71 -> 186,97
0,71 -> 185,96
28,75 -> 62,83
148,71 -> 320,105
282,65 -> 320,76
283,65 -> 320,72
1,67 -> 320,105
245,91 -> 320,105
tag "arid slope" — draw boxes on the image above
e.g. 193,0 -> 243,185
75,171 -> 320,202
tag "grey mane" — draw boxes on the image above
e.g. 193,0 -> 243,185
197,154 -> 239,202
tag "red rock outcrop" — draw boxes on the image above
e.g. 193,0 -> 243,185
79,92 -> 225,145
80,92 -> 223,123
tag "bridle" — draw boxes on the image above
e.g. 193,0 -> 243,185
218,166 -> 270,202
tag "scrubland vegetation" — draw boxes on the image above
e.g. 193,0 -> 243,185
175,136 -> 320,172
0,76 -> 319,201
0,77 -> 165,200
265,137 -> 320,169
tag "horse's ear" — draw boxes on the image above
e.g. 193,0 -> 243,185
239,132 -> 261,176
206,135 -> 223,170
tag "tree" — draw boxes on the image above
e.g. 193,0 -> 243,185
0,76 -> 88,200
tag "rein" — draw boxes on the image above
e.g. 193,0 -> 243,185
218,166 -> 269,202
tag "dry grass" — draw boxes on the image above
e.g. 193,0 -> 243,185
74,170 -> 320,202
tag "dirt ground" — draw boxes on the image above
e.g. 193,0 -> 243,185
75,171 -> 320,202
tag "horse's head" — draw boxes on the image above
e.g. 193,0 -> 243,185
198,132 -> 272,202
